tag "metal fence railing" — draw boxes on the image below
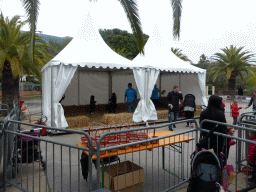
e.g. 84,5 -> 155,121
206,95 -> 253,115
198,118 -> 256,192
1,108 -> 256,191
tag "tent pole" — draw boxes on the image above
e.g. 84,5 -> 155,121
51,66 -> 54,127
78,68 -> 80,106
159,72 -> 162,93
108,71 -> 112,100
179,73 -> 181,90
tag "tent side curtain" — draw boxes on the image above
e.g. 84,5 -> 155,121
197,72 -> 207,106
43,63 -> 78,128
133,68 -> 160,122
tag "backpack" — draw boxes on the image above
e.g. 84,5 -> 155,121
187,150 -> 222,192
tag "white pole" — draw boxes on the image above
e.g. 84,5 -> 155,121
51,66 -> 54,127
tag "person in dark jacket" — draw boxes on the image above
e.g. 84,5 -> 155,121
90,95 -> 96,115
245,90 -> 256,112
166,85 -> 183,131
109,93 -> 117,113
183,94 -> 196,128
200,95 -> 228,159
238,86 -> 243,99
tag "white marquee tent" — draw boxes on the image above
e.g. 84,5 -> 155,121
41,8 -> 207,128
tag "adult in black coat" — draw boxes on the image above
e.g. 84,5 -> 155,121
245,90 -> 256,112
200,95 -> 228,158
166,85 -> 183,131
238,86 -> 243,96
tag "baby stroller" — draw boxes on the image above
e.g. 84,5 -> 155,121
16,129 -> 45,168
187,124 -> 224,192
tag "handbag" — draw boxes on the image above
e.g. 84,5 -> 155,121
221,164 -> 236,191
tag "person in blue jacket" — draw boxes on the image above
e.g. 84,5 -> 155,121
124,83 -> 137,113
151,85 -> 165,109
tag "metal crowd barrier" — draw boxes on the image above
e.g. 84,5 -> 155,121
1,119 -> 92,192
2,113 -> 256,191
206,95 -> 253,115
94,119 -> 199,191
199,119 -> 256,192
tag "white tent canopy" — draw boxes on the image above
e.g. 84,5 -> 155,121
41,8 -> 207,128
132,24 -> 207,122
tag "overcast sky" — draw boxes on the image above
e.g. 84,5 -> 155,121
2,0 -> 256,63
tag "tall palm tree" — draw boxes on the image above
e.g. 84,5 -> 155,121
207,45 -> 256,95
171,47 -> 191,62
0,15 -> 52,109
20,0 -> 182,57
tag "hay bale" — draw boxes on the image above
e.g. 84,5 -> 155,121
102,113 -> 133,125
66,116 -> 90,128
194,105 -> 202,117
157,110 -> 168,120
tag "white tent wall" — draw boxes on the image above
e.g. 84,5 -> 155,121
159,72 -> 206,105
78,70 -> 109,105
62,71 -> 205,106
112,72 -> 140,104
62,70 -> 79,106
180,73 -> 204,105
161,73 -> 180,94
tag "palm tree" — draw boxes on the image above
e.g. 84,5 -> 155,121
110,47 -> 133,60
20,0 -> 182,56
207,45 -> 256,95
171,47 -> 192,62
0,15 -> 53,109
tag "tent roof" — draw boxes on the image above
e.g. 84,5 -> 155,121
41,10 -> 134,72
41,8 -> 205,74
132,24 -> 205,73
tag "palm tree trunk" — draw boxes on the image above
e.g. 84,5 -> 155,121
2,61 -> 19,111
228,78 -> 236,96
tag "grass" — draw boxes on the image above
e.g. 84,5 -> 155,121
0,94 -> 42,100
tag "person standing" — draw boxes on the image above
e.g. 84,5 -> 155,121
231,100 -> 242,125
109,93 -> 117,113
151,85 -> 165,109
245,90 -> 256,112
238,86 -> 243,99
90,95 -> 96,115
124,83 -> 137,113
166,85 -> 183,131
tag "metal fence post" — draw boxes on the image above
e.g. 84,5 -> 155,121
3,119 -> 8,191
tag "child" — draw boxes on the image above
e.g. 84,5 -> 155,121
248,129 -> 256,186
230,100 -> 242,125
226,127 -> 236,159
90,95 -> 96,115
227,127 -> 236,147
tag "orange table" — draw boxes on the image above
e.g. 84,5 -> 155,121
77,131 -> 194,187
76,131 -> 194,160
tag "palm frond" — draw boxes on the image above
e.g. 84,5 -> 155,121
119,0 -> 144,54
171,0 -> 182,40
226,67 -> 234,80
21,0 -> 40,65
